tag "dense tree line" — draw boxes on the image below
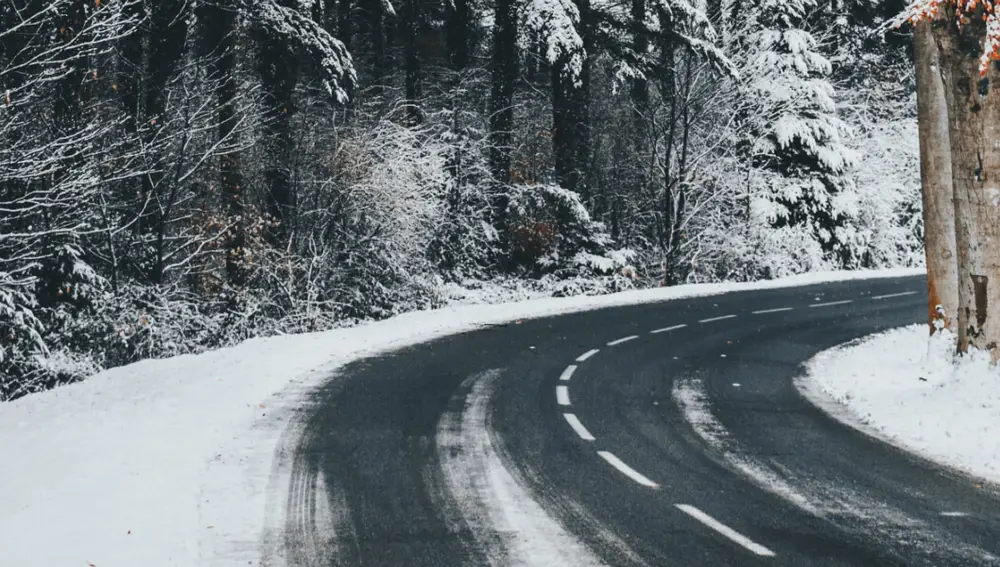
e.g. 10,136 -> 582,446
1,0 -> 921,398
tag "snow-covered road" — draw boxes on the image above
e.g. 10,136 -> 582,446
0,268 -> 923,566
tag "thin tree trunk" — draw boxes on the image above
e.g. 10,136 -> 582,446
148,0 -> 190,283
552,47 -> 591,196
219,25 -> 245,287
707,0 -> 723,31
489,0 -> 516,188
630,0 -> 648,130
914,20 -> 958,334
257,0 -> 299,245
446,0 -> 473,71
198,1 -> 245,286
933,7 -> 1000,358
338,0 -> 353,50
403,0 -> 422,124
370,0 -> 387,95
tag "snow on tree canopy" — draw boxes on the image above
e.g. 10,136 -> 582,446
255,0 -> 357,103
520,0 -> 733,84
743,0 -> 861,257
648,0 -> 735,75
520,0 -> 585,81
899,0 -> 1000,75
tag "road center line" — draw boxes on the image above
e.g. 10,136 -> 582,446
872,291 -> 918,300
562,414 -> 596,441
556,385 -> 571,406
607,335 -> 639,346
675,504 -> 776,557
699,314 -> 737,324
651,324 -> 687,334
576,349 -> 600,362
809,300 -> 853,308
596,451 -> 659,488
752,307 -> 793,315
559,365 -> 577,381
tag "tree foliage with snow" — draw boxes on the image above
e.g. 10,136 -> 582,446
0,0 -> 924,398
741,0 -> 861,260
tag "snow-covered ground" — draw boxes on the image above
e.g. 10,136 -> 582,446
0,268 -> 920,567
802,325 -> 1000,486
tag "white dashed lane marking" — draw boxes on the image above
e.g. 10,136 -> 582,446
872,291 -> 918,300
810,300 -> 853,308
607,335 -> 639,346
556,385 -> 571,406
559,365 -> 577,381
940,511 -> 969,517
547,286 -> 918,559
597,451 -> 659,488
699,315 -> 737,324
562,413 -> 596,441
752,307 -> 793,315
675,504 -> 776,557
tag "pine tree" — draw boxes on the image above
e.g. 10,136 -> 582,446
743,0 -> 858,260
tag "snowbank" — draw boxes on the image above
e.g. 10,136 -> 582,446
0,267 -> 921,567
802,324 -> 1000,485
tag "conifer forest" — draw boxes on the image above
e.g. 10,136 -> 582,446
0,0 -> 923,399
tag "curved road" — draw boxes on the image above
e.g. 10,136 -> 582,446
282,275 -> 1000,566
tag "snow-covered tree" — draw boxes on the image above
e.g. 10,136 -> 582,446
742,0 -> 860,260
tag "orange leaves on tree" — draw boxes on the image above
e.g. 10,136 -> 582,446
903,0 -> 1000,75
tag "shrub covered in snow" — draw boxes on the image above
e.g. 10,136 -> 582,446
506,184 -> 636,281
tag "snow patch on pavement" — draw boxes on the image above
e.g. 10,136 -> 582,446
0,267 -> 920,566
435,371 -> 606,566
801,324 -> 1000,486
672,378 -> 820,514
677,375 -> 998,563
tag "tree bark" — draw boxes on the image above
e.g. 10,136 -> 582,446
198,1 -> 245,286
551,0 -> 592,199
446,0 -> 473,71
257,0 -> 299,245
707,0 -> 723,32
148,0 -> 190,283
932,7 -> 1000,358
914,19 -> 958,335
369,0 -> 388,95
403,0 -> 422,124
489,0 -> 517,186
630,0 -> 648,128
338,0 -> 353,51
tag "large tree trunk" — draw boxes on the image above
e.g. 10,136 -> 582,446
932,7 -> 1000,358
914,20 -> 958,335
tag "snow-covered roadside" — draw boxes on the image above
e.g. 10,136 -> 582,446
801,324 -> 1000,486
0,267 -> 920,567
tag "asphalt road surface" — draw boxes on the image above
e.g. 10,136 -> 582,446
283,275 -> 1000,566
